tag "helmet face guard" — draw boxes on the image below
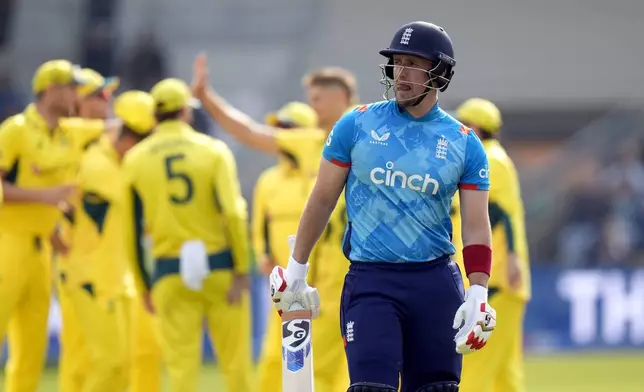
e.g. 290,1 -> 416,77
378,22 -> 456,106
379,52 -> 455,104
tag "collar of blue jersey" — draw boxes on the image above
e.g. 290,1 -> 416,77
396,100 -> 442,122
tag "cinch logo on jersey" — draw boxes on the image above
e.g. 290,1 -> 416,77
325,130 -> 333,147
370,161 -> 439,195
479,167 -> 489,179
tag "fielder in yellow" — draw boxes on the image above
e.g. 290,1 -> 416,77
251,102 -> 323,392
450,98 -> 531,392
123,78 -> 253,392
127,94 -> 211,392
0,59 -> 95,392
192,53 -> 355,391
56,67 -> 120,392
62,90 -> 156,392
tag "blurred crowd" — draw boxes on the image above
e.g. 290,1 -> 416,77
556,138 -> 644,267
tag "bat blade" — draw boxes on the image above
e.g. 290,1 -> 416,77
281,303 -> 314,392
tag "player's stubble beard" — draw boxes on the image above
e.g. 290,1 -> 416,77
395,73 -> 433,108
396,87 -> 429,108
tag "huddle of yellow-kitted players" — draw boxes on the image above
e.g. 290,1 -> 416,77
0,53 -> 530,392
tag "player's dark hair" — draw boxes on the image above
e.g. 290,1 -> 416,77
463,121 -> 498,141
302,67 -> 359,104
479,129 -> 497,140
155,110 -> 182,123
119,125 -> 149,142
276,121 -> 297,129
279,150 -> 299,168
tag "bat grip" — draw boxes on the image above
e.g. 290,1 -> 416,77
282,303 -> 313,321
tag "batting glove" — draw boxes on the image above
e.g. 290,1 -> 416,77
452,285 -> 496,354
269,235 -> 320,318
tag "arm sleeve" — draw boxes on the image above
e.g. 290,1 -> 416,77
122,158 -> 151,294
0,119 -> 21,174
322,110 -> 356,167
459,130 -> 490,191
213,142 -> 251,274
488,158 -> 519,252
251,172 -> 269,261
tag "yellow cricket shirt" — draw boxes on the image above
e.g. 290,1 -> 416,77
123,120 -> 250,293
252,156 -> 316,269
0,105 -> 103,235
66,137 -> 127,297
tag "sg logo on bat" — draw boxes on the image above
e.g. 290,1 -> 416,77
282,319 -> 312,372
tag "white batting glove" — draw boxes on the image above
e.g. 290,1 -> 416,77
452,285 -> 496,354
269,235 -> 320,318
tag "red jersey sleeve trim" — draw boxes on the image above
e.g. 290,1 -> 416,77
459,183 -> 479,190
329,158 -> 351,168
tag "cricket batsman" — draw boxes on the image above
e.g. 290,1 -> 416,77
269,21 -> 497,392
0,60 -> 92,392
192,55 -> 355,391
123,78 -> 253,392
56,67 -> 120,392
451,98 -> 531,392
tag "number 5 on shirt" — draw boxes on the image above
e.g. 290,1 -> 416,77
164,154 -> 194,204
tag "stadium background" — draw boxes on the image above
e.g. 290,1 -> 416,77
1,0 -> 644,390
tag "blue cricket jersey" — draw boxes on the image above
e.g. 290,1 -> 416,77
323,100 -> 490,263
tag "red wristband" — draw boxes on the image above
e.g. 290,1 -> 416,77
463,244 -> 492,277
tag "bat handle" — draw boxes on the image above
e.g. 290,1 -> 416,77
282,303 -> 313,321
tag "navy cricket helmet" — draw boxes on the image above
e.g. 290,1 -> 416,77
379,21 -> 456,98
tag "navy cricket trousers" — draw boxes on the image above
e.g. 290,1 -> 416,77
339,257 -> 465,391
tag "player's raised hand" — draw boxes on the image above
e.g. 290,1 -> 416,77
269,235 -> 320,318
452,285 -> 496,354
191,52 -> 209,99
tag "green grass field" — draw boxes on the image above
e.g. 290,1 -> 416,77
4,352 -> 643,391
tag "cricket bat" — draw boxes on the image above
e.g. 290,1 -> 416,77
281,302 -> 314,392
